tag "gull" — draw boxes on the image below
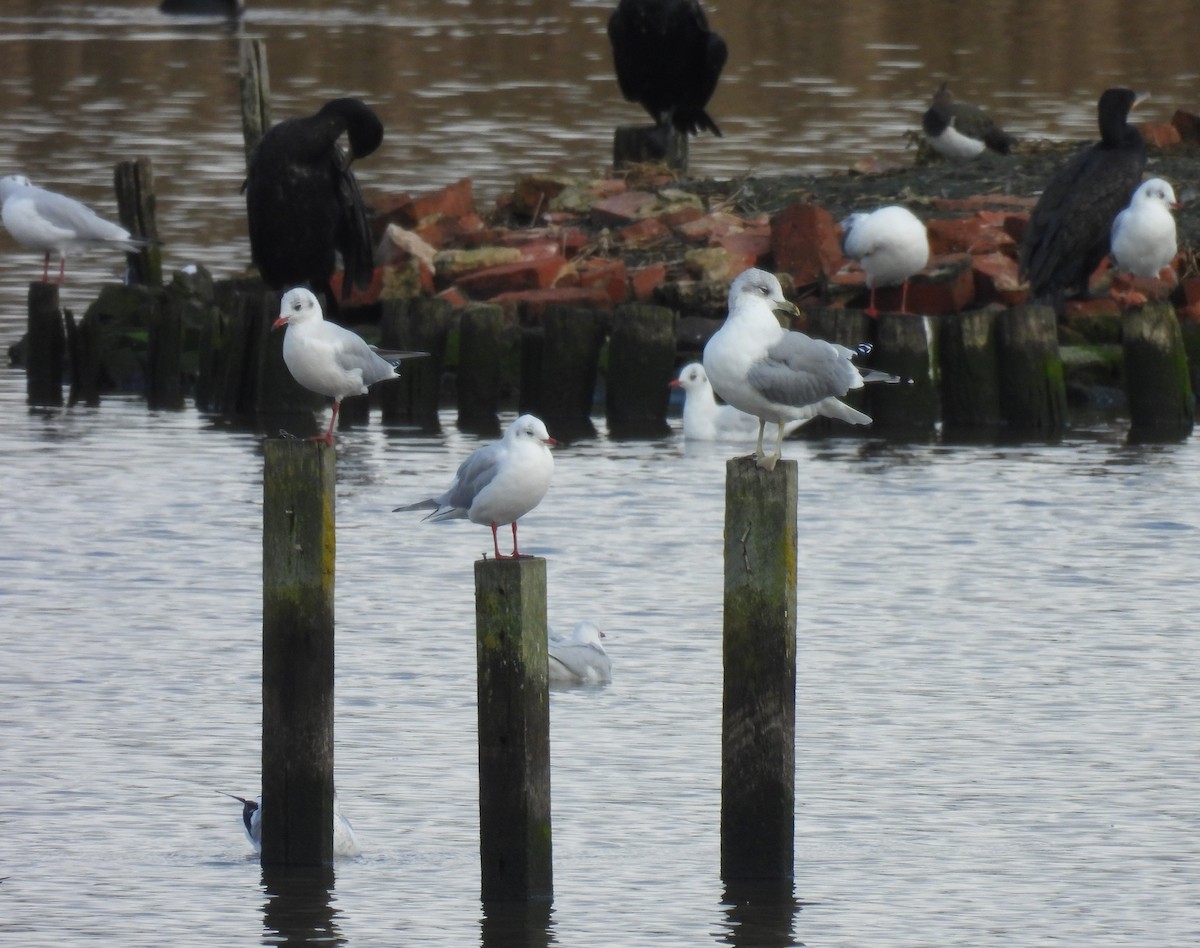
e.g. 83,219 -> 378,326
1110,177 -> 1179,279
703,268 -> 896,471
392,414 -> 557,559
219,792 -> 361,858
670,361 -> 817,441
272,286 -> 425,445
548,621 -> 613,685
840,205 -> 929,317
0,174 -> 152,284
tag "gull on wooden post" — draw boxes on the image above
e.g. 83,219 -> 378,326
392,414 -> 557,559
1110,177 -> 1179,279
840,205 -> 929,317
0,174 -> 153,284
272,286 -> 425,445
703,268 -> 897,471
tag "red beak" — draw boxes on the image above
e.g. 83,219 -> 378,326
271,316 -> 288,330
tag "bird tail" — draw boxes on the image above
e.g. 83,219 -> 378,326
817,398 -> 873,426
392,499 -> 438,514
371,347 -> 429,368
861,368 -> 903,384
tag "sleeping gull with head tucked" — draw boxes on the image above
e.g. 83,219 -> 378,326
703,268 -> 896,471
393,414 -> 557,559
548,621 -> 612,685
840,205 -> 929,318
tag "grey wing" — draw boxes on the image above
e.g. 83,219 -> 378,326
330,325 -> 396,387
749,331 -> 863,407
548,643 -> 612,683
434,444 -> 503,515
35,187 -> 131,243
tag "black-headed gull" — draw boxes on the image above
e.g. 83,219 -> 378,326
219,791 -> 361,857
840,205 -> 929,317
272,286 -> 424,445
548,621 -> 612,685
0,174 -> 152,284
607,0 -> 727,137
393,414 -> 557,559
1110,177 -> 1179,278
921,83 -> 1016,160
245,98 -> 382,304
671,361 -> 816,441
703,268 -> 896,471
1019,88 -> 1147,306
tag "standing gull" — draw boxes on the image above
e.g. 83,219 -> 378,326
0,174 -> 152,284
703,269 -> 896,471
671,361 -> 817,441
392,414 -> 557,559
921,82 -> 1016,160
548,621 -> 613,685
272,287 -> 424,445
840,206 -> 929,317
219,792 -> 361,858
1110,177 -> 1179,279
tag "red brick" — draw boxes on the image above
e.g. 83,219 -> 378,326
615,217 -> 671,247
926,215 -> 1016,256
1180,277 -> 1200,307
1064,297 -> 1120,321
436,285 -> 469,308
659,205 -> 705,229
328,267 -> 384,307
771,203 -> 844,286
454,255 -> 568,299
1110,269 -> 1177,304
1002,212 -> 1029,244
972,252 -> 1027,305
576,257 -> 629,304
1171,109 -> 1200,143
929,194 -> 1037,213
673,211 -> 746,243
590,190 -> 658,226
488,286 -> 615,320
511,176 -> 571,217
904,253 -> 975,315
630,262 -> 667,300
716,230 -> 770,270
413,211 -> 485,248
380,178 -> 475,228
1138,122 -> 1182,148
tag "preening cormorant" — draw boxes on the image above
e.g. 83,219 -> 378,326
607,0 -> 728,137
921,83 -> 1016,160
1019,88 -> 1147,307
244,98 -> 383,302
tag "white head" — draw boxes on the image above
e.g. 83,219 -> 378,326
671,362 -> 710,392
1132,177 -> 1179,210
569,620 -> 606,649
728,268 -> 798,320
273,287 -> 324,329
506,413 -> 557,448
0,174 -> 33,201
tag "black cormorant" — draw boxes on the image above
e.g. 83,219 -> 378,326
244,98 -> 383,302
607,0 -> 728,137
1019,88 -> 1147,307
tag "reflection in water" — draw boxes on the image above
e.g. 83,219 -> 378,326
260,865 -> 343,946
479,899 -> 555,948
719,879 -> 802,948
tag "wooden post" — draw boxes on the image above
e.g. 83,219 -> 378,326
613,124 -> 688,172
1122,302 -> 1195,439
147,293 -> 184,410
939,309 -> 1002,431
114,158 -> 162,287
64,308 -> 101,407
802,306 -> 873,434
25,282 -> 65,407
239,39 -> 272,167
380,297 -> 451,433
721,457 -> 797,882
605,303 -> 677,437
261,439 -> 336,867
539,305 -> 607,440
868,312 -> 937,431
997,304 -> 1067,434
475,557 -> 552,902
457,303 -> 505,436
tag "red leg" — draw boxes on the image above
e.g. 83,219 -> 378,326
865,284 -> 879,319
312,400 -> 339,445
490,522 -> 503,559
510,521 -> 521,558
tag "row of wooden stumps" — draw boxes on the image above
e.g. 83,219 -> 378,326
258,440 -> 796,898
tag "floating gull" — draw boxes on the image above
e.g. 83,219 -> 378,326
840,205 -> 929,317
921,82 -> 1016,160
0,174 -> 152,284
671,361 -> 816,441
549,621 -> 613,685
1110,177 -> 1179,279
392,414 -> 557,559
703,268 -> 896,471
272,287 -> 425,445
219,791 -> 361,858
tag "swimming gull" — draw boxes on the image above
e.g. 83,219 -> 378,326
703,268 -> 896,471
219,791 -> 360,858
548,621 -> 613,685
392,414 -> 557,559
921,82 -> 1016,160
1110,177 -> 1179,279
671,361 -> 817,441
840,205 -> 930,317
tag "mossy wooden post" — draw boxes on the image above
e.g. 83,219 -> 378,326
239,39 -> 272,167
997,304 -> 1067,433
1122,302 -> 1195,438
114,158 -> 162,287
380,297 -> 451,433
457,303 -> 505,436
147,292 -> 184,410
26,282 -> 65,407
606,303 -> 677,437
475,557 -> 553,902
540,305 -> 607,440
869,312 -> 937,431
261,439 -> 336,867
613,125 -> 688,172
721,457 -> 797,881
65,308 -> 101,407
939,309 -> 1001,431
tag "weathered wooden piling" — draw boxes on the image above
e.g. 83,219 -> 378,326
939,309 -> 1002,431
1121,302 -> 1195,439
721,457 -> 797,882
474,557 -> 553,902
802,306 -> 872,433
261,439 -> 336,866
380,297 -> 451,433
613,125 -> 688,171
530,305 -> 607,439
114,158 -> 162,288
456,303 -> 506,436
239,39 -> 272,166
996,304 -> 1067,433
25,282 -> 65,407
605,303 -> 677,437
64,308 -> 100,407
869,312 -> 938,431
144,292 -> 183,410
